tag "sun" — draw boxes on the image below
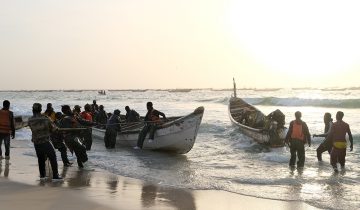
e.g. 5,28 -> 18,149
225,1 -> 360,77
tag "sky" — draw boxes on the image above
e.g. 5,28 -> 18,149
1,0 -> 360,90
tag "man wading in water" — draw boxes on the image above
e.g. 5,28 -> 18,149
313,113 -> 333,161
326,111 -> 353,173
285,111 -> 311,169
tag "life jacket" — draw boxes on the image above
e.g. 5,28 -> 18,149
0,110 -> 11,134
81,111 -> 93,122
291,121 -> 305,141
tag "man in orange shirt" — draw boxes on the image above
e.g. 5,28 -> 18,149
285,111 -> 311,168
0,100 -> 15,161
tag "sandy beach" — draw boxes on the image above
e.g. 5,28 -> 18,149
0,139 -> 320,210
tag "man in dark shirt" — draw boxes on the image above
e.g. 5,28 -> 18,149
60,105 -> 90,169
125,106 -> 140,123
313,113 -> 333,161
50,112 -> 72,167
28,103 -> 62,181
104,109 -> 121,149
0,100 -> 15,161
135,102 -> 166,149
96,105 -> 108,128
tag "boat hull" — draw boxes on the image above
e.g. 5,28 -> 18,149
92,107 -> 204,154
228,97 -> 286,147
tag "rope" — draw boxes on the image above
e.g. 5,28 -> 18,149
57,128 -> 89,131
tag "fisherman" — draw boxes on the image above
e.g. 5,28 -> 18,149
326,111 -> 353,172
74,104 -> 95,150
91,100 -> 99,115
0,100 -> 15,161
125,106 -> 140,123
28,103 -> 63,181
104,109 -> 121,149
313,113 -> 333,161
60,105 -> 90,169
285,111 -> 311,168
95,105 -> 108,128
134,102 -> 166,149
81,104 -> 93,122
73,105 -> 82,119
43,103 -> 56,122
50,112 -> 72,167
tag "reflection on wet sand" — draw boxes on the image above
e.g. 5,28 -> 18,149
58,164 -> 196,210
0,161 -> 10,177
106,174 -> 119,193
61,166 -> 92,188
141,184 -> 196,210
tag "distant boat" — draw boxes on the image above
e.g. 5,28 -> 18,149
98,90 -> 106,95
92,107 -> 205,154
228,78 -> 286,147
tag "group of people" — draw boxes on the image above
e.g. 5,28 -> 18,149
0,98 -> 167,181
286,111 -> 353,172
103,101 -> 166,149
2,97 -> 353,181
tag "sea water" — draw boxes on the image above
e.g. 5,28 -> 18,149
1,88 -> 359,210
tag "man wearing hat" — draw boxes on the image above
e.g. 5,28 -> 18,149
104,109 -> 121,149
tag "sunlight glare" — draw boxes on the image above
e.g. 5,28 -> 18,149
225,1 -> 360,76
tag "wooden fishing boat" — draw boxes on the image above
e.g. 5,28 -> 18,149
228,79 -> 286,147
92,107 -> 205,154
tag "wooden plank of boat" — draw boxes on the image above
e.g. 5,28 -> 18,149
228,78 -> 286,147
92,106 -> 205,154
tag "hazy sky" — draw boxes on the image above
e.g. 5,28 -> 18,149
1,0 -> 360,90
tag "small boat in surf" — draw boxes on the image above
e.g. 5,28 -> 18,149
228,78 -> 286,147
92,107 -> 205,154
98,90 -> 106,95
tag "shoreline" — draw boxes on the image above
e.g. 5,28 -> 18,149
0,139 -> 319,210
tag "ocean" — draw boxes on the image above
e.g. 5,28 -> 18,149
1,88 -> 359,210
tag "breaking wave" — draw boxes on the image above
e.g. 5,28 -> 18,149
197,97 -> 360,108
247,97 -> 360,108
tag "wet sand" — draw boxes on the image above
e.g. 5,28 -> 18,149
0,140 -> 319,210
